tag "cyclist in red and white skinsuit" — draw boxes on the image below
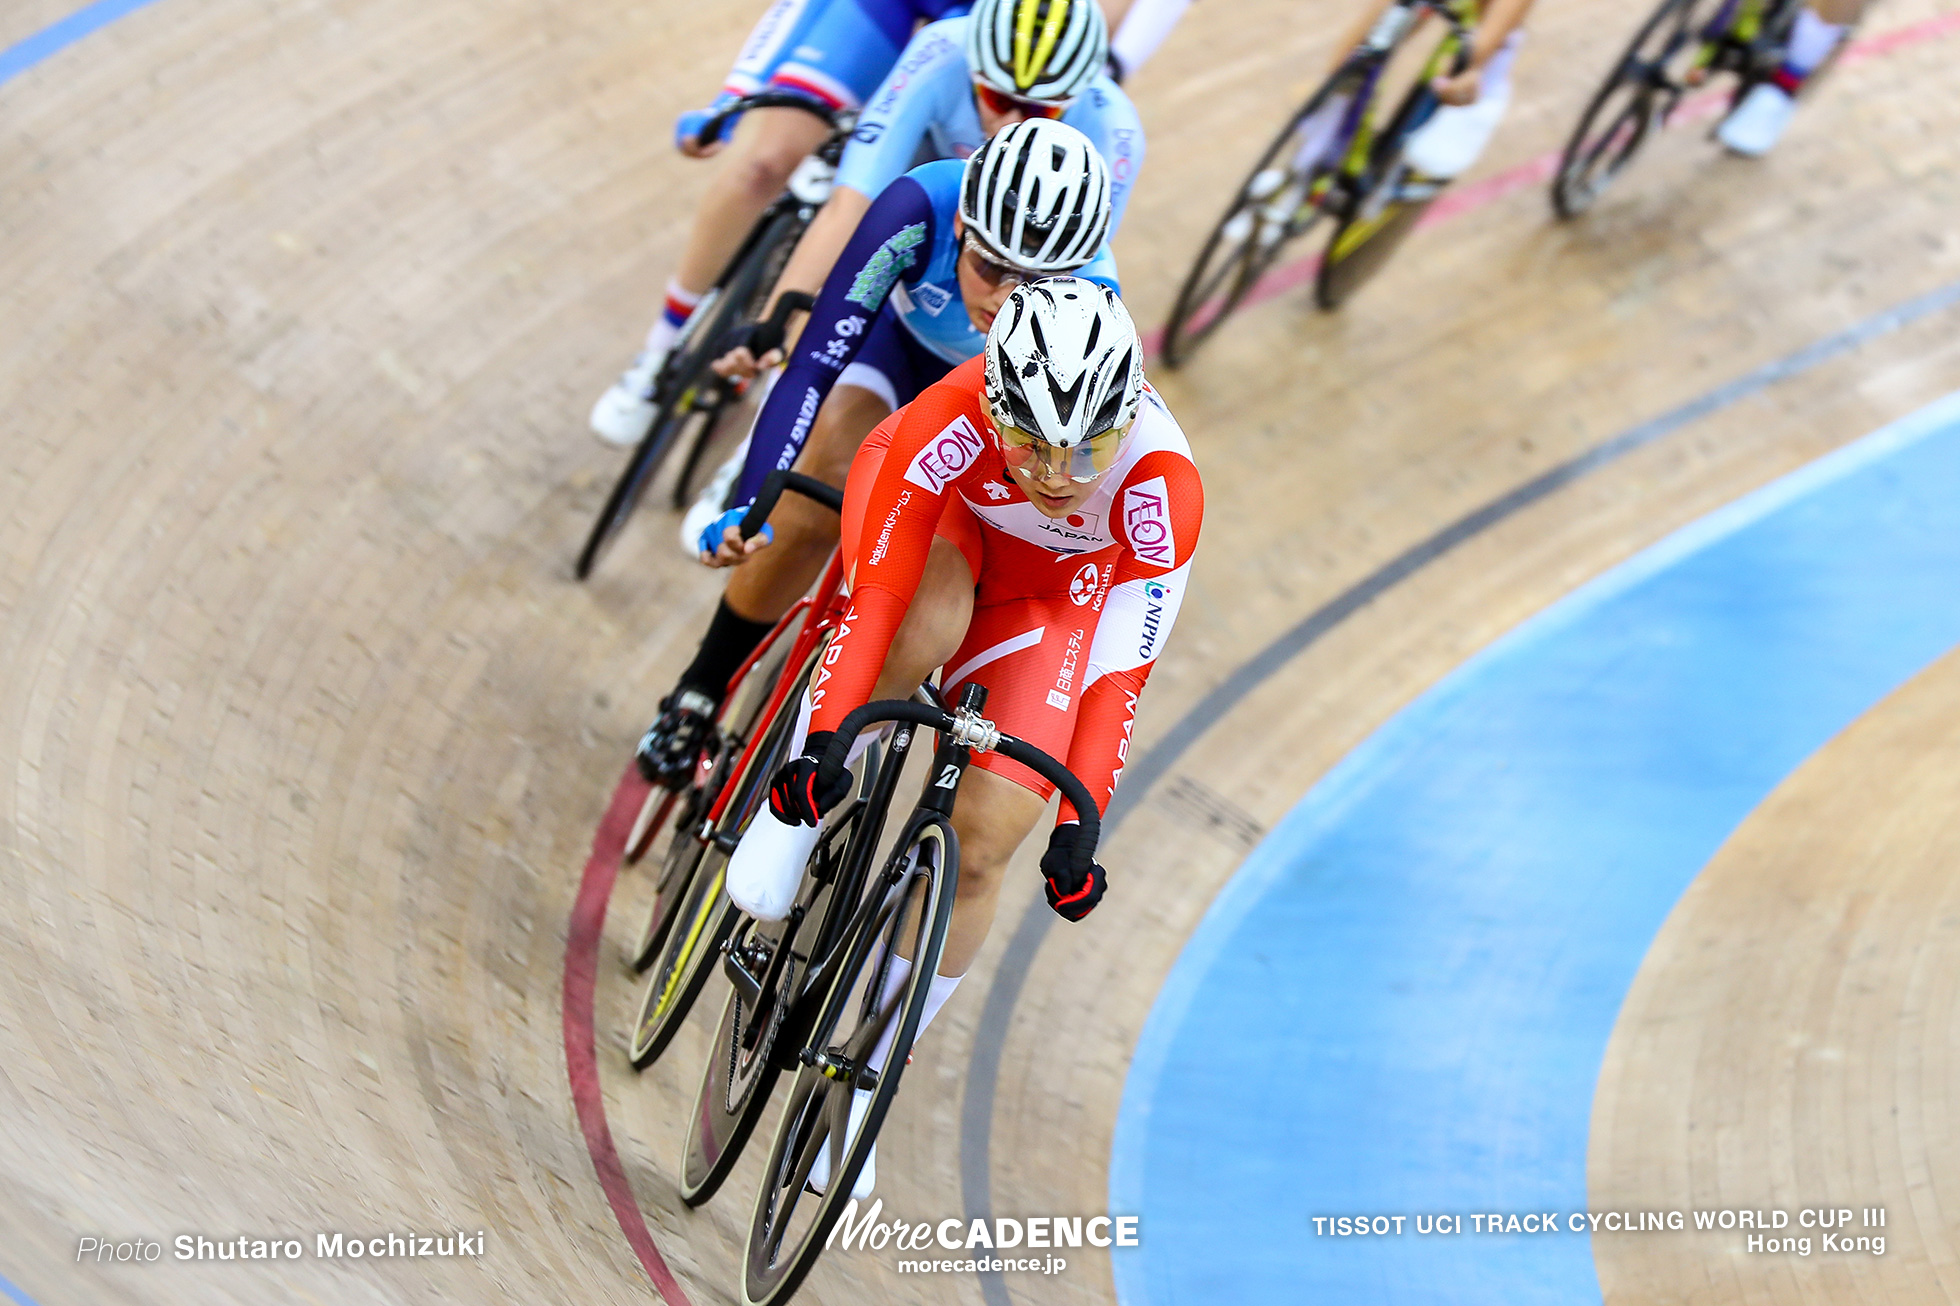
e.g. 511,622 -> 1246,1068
727,279 -> 1201,1197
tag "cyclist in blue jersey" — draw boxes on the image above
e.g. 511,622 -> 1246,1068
713,0 -> 1144,399
633,120 -> 1118,786
590,0 -> 972,444
591,0 -> 1178,446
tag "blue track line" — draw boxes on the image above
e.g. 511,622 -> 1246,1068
0,0 -> 169,88
0,1271 -> 42,1306
1109,390 -> 1960,1304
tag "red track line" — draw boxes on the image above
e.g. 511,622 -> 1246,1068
1143,12 -> 1960,357
563,767 -> 697,1306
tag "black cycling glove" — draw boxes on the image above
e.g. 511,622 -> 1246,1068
768,730 -> 851,826
717,317 -> 789,363
1041,822 -> 1108,922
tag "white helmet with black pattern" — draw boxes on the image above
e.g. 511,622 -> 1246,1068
965,0 -> 1109,105
962,120 -> 1111,273
984,278 -> 1143,460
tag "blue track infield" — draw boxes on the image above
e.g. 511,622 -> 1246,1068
1109,390 -> 1960,1305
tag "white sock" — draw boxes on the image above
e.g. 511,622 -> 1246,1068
643,278 -> 704,359
866,969 -> 963,1076
1786,8 -> 1845,74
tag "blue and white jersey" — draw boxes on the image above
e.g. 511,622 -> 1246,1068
834,16 -> 1146,231
730,158 -> 1119,508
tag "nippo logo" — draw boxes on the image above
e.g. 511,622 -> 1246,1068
1068,563 -> 1099,606
904,414 -> 986,493
1123,477 -> 1175,568
1144,580 -> 1167,601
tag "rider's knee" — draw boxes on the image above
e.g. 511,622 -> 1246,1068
728,130 -> 806,198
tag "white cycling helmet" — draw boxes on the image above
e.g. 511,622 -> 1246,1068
961,120 -> 1111,273
983,278 -> 1143,481
965,0 -> 1109,105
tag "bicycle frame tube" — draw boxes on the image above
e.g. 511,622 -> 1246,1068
804,719 -> 919,980
702,553 -> 850,830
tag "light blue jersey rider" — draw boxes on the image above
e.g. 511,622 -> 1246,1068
835,15 -> 1146,228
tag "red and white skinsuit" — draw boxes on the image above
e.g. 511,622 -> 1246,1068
821,354 -> 1205,822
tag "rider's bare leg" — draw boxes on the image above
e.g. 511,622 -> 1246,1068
722,384 -> 891,623
673,106 -> 833,299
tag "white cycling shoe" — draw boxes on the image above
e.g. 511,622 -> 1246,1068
806,1088 -> 876,1200
1717,83 -> 1797,158
589,347 -> 668,447
678,436 -> 751,558
1401,84 -> 1511,180
726,806 -> 821,922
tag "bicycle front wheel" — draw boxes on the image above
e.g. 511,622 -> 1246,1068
1159,83 -> 1349,367
1551,0 -> 1728,218
575,385 -> 725,579
741,813 -> 958,1306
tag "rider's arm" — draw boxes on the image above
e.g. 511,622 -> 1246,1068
804,383 -> 978,733
1074,80 -> 1147,233
1108,0 -> 1193,81
1060,441 -> 1204,822
731,177 -> 940,508
758,185 -> 873,341
1465,0 -> 1533,68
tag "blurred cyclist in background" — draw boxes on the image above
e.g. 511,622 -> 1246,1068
590,0 -> 1177,444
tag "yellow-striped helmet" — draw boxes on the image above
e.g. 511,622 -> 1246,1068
965,0 -> 1109,106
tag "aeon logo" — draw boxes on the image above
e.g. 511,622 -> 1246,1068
904,415 -> 986,493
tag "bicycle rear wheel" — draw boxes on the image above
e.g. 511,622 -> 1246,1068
627,652 -> 811,1069
742,813 -> 958,1306
1313,161 -> 1435,310
1551,0 -> 1729,218
1159,83 -> 1350,367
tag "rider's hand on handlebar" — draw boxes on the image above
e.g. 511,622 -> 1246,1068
711,319 -> 790,381
675,99 -> 739,158
1041,822 -> 1107,922
696,508 -> 773,567
768,730 -> 853,826
711,343 -> 785,381
1431,65 -> 1482,106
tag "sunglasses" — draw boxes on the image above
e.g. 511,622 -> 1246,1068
995,417 -> 1130,483
961,234 -> 1036,289
973,80 -> 1068,121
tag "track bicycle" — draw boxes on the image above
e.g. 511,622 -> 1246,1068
575,90 -> 848,580
1551,0 -> 1859,217
678,683 -> 1101,1306
623,472 -> 848,1069
1159,0 -> 1477,364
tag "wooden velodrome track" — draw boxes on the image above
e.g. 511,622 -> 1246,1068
4,0 -> 1959,1301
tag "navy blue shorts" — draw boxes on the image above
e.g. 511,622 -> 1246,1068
836,308 -> 956,414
